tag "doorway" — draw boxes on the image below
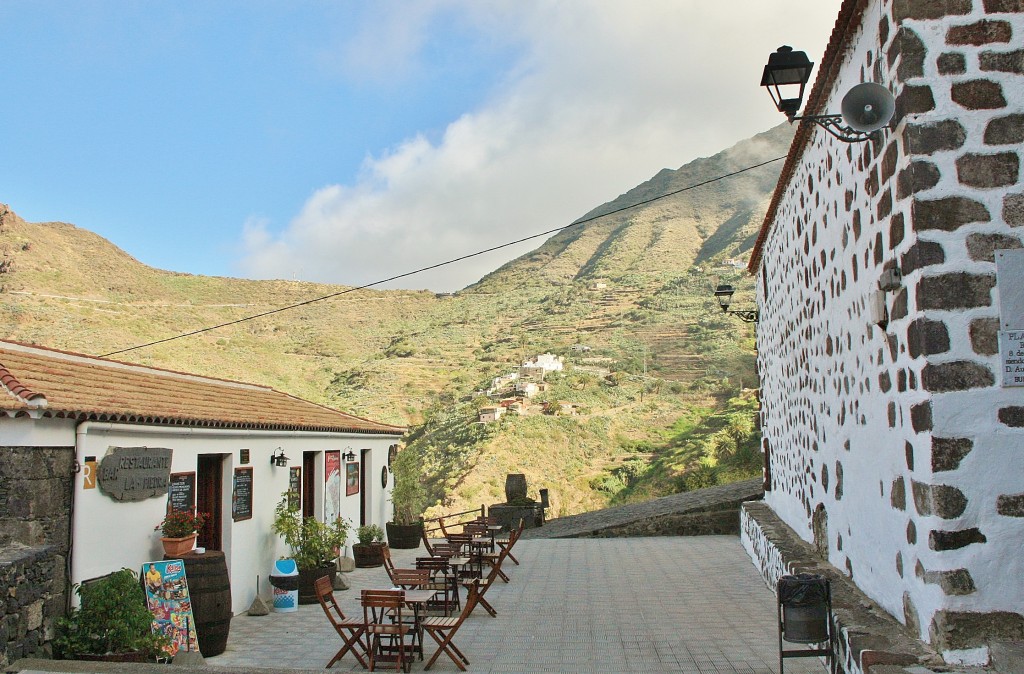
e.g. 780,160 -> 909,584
303,451 -> 318,519
196,454 -> 225,551
360,448 -> 371,527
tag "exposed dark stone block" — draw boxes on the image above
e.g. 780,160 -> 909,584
907,519 -> 917,544
897,161 -> 940,200
957,152 -> 1020,188
906,442 -> 915,471
980,49 -> 1024,73
904,119 -> 966,155
888,401 -> 897,427
999,406 -> 1024,427
891,287 -> 909,320
914,196 -> 990,231
892,27 -> 926,79
921,566 -> 977,595
911,401 -> 932,432
983,0 -> 1024,11
930,610 -> 1024,651
891,476 -> 907,511
929,527 -> 986,550
967,232 -> 1023,261
894,0 -> 971,21
937,51 -> 967,74
912,481 -> 968,518
997,494 -> 1024,517
970,317 -> 1000,355
951,79 -> 1007,108
917,272 -> 995,309
985,114 -> 1024,145
947,20 -> 1012,45
879,371 -> 893,392
897,84 -> 937,123
877,188 -> 893,220
835,461 -> 843,500
1004,193 -> 1024,226
904,593 -> 921,636
932,437 -> 973,472
922,361 -> 995,392
881,142 -> 900,183
901,240 -> 945,274
908,318 -> 950,358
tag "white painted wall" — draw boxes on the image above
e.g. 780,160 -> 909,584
69,422 -> 398,614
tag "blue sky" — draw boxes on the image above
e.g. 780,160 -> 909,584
1,1 -> 841,291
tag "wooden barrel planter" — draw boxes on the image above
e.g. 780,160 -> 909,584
175,551 -> 232,657
352,543 -> 387,568
386,522 -> 424,549
297,565 -> 336,605
505,473 -> 528,502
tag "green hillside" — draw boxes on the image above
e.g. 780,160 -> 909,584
0,123 -> 791,517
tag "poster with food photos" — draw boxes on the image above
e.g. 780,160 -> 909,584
142,559 -> 199,657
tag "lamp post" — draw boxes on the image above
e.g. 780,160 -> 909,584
714,284 -> 759,323
760,45 -> 894,143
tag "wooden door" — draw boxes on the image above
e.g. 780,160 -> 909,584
302,451 -> 317,519
196,454 -> 224,550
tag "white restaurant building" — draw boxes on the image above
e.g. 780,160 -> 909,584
0,339 -> 404,615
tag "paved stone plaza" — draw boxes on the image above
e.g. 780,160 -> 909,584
210,536 -> 825,673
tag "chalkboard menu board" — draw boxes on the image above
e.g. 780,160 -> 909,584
167,472 -> 195,513
232,467 -> 253,521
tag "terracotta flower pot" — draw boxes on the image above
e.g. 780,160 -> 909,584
161,533 -> 197,558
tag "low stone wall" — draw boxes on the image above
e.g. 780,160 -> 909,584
0,545 -> 67,668
741,501 -> 946,674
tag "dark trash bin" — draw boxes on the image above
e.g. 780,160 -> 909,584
776,573 -> 832,673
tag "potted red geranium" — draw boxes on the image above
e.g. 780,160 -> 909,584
156,510 -> 207,557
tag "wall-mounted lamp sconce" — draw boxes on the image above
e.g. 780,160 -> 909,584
714,284 -> 759,323
270,447 -> 289,468
343,450 -> 357,463
761,46 -> 895,143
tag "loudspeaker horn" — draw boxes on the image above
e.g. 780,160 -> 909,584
840,82 -> 895,133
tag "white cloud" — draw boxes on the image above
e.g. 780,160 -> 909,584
237,1 -> 842,291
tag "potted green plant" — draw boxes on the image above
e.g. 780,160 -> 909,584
155,509 -> 208,557
385,447 -> 427,549
351,524 -> 387,568
271,490 -> 349,603
54,568 -> 170,662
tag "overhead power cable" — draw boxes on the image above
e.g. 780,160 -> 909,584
99,155 -> 785,357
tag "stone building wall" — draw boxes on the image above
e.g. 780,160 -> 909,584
0,545 -> 65,668
0,445 -> 74,666
753,0 -> 1023,664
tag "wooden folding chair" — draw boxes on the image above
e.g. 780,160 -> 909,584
314,575 -> 367,669
382,545 -> 396,582
362,589 -> 412,673
390,568 -> 430,590
479,522 -> 521,583
494,517 -> 525,566
462,541 -> 509,618
416,556 -> 458,615
421,580 -> 481,671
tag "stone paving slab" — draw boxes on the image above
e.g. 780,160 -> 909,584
208,536 -> 824,674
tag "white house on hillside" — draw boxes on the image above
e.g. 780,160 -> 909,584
0,340 -> 404,615
744,0 -> 1023,669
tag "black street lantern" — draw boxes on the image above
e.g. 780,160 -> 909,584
714,284 -> 736,311
713,284 -> 758,323
270,447 -> 289,468
760,45 -> 814,118
343,450 -> 357,462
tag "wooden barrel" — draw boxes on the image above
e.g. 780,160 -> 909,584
505,473 -> 527,502
176,551 -> 232,656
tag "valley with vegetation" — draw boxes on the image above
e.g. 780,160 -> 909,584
0,124 -> 792,521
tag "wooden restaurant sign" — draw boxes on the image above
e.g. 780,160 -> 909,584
97,447 -> 174,502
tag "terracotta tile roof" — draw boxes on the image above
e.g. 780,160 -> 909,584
0,340 -> 405,435
748,0 -> 865,273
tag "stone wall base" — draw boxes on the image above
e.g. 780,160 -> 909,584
741,502 -> 947,674
0,544 -> 66,669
